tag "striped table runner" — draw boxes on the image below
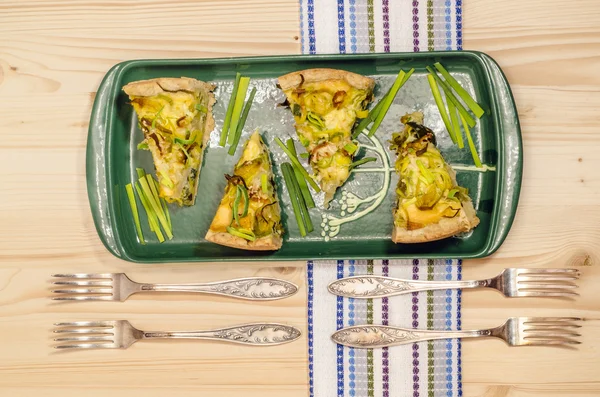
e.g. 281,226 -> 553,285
300,0 -> 463,54
308,260 -> 463,397
300,1 -> 464,395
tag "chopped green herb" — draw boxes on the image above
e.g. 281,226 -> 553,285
307,112 -> 325,129
135,182 -> 164,241
139,175 -> 173,239
447,100 -> 464,149
146,174 -> 160,202
238,185 -> 249,217
433,63 -> 484,118
298,134 -> 310,147
281,163 -> 307,237
261,174 -> 268,194
174,130 -> 197,145
220,72 -> 242,146
427,74 -> 455,143
179,144 -> 191,165
158,171 -> 174,188
460,113 -> 483,168
349,157 -> 377,170
368,68 -> 414,137
226,226 -> 256,241
195,103 -> 207,113
125,184 -> 145,244
232,185 -> 242,225
352,85 -> 392,139
275,137 -> 321,192
231,184 -> 249,227
152,178 -> 171,231
292,103 -> 302,117
300,152 -> 310,159
228,76 -> 251,145
151,105 -> 165,129
286,139 -> 315,209
416,159 -> 435,184
426,66 -> 475,127
447,188 -> 459,198
137,142 -> 149,150
293,165 -> 315,209
286,138 -> 296,154
228,87 -> 257,156
343,142 -> 358,154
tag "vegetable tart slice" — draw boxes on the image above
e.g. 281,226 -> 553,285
391,111 -> 479,243
123,77 -> 216,206
205,131 -> 283,250
278,68 -> 375,207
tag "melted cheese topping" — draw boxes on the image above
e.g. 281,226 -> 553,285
129,90 -> 209,205
209,132 -> 283,238
393,113 -> 470,230
283,79 -> 372,204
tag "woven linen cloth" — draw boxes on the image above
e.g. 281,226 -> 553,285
308,260 -> 462,397
307,260 -> 462,397
301,2 -> 464,396
299,0 -> 463,54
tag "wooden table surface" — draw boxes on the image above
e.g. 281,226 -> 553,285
1,0 -> 599,396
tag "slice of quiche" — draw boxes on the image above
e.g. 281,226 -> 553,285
391,112 -> 480,243
205,131 -> 283,250
278,68 -> 375,207
123,77 -> 215,206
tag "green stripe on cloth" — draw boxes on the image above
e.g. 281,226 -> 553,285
427,259 -> 435,397
367,0 -> 376,53
367,259 -> 375,397
427,0 -> 434,51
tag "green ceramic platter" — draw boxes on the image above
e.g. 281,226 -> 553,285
87,51 -> 522,263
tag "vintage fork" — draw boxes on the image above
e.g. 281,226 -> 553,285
332,317 -> 582,348
328,268 -> 579,298
53,320 -> 302,349
51,273 -> 298,301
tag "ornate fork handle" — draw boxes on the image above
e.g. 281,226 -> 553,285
332,325 -> 492,348
139,277 -> 298,300
328,275 -> 486,298
143,323 -> 301,346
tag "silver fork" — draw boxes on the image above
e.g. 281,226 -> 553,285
332,317 -> 582,348
53,320 -> 302,349
51,273 -> 298,301
328,268 -> 579,298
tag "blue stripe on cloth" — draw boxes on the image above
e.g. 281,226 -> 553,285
445,0 -> 452,50
348,260 -> 356,396
307,260 -> 315,397
337,0 -> 346,53
337,260 -> 345,397
348,0 -> 357,53
456,0 -> 463,49
307,0 -> 316,54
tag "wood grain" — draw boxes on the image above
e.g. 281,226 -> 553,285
1,0 -> 599,396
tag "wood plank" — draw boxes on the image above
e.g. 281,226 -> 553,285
1,0 -> 600,396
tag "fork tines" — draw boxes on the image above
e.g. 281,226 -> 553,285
51,274 -> 114,301
522,317 -> 582,345
516,268 -> 580,297
53,321 -> 116,349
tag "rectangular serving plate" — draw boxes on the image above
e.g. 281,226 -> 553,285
87,51 -> 522,263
